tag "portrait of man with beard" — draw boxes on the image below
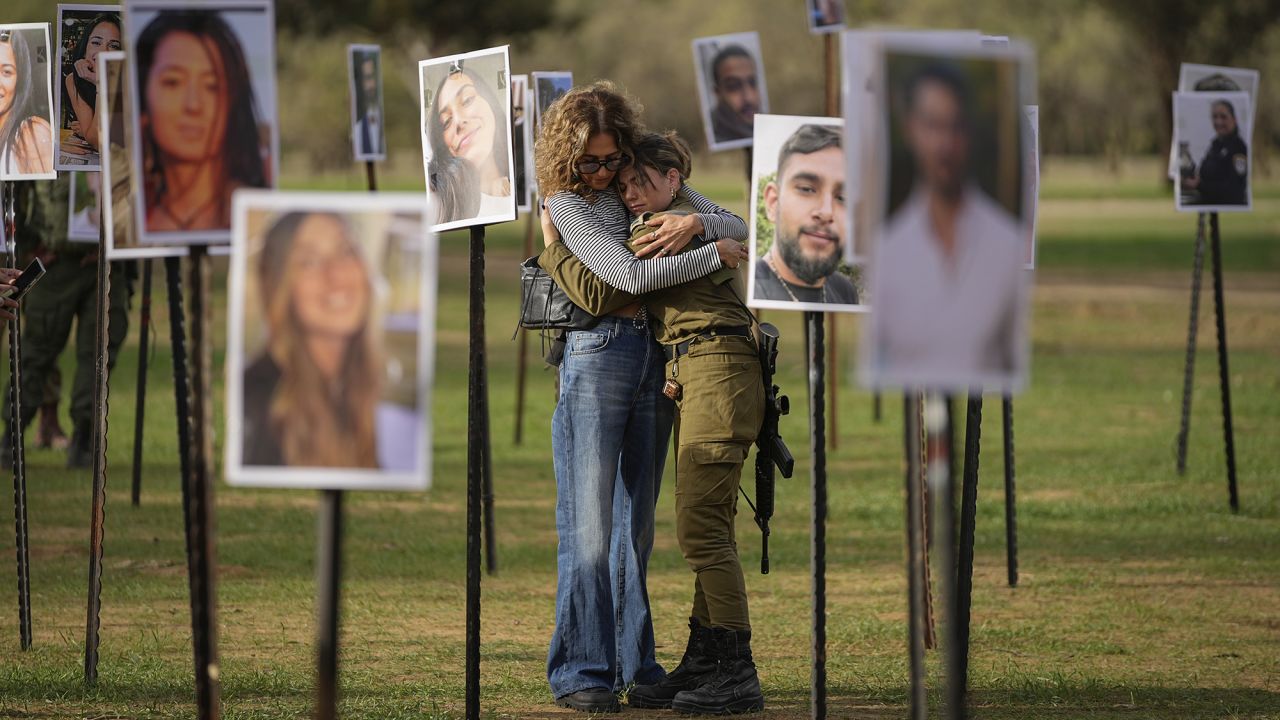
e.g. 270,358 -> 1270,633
753,122 -> 858,305
693,33 -> 769,151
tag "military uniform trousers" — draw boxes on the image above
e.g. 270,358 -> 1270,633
7,257 -> 131,432
667,334 -> 763,631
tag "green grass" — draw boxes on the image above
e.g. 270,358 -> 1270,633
0,156 -> 1277,718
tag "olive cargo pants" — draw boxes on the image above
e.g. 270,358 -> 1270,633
668,335 -> 763,631
5,257 -> 131,432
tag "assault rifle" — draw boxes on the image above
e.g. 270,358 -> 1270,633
752,323 -> 793,574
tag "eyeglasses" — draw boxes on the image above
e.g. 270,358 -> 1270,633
576,154 -> 631,175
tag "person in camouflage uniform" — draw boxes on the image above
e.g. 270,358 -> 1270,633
2,174 -> 131,468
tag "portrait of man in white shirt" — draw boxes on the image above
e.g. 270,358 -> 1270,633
871,59 -> 1029,392
350,46 -> 386,161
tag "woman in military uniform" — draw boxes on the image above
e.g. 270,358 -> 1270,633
1184,99 -> 1248,207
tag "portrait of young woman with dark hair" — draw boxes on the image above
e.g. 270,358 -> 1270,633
133,10 -> 268,233
423,60 -> 512,224
0,26 -> 55,178
532,81 -> 749,715
59,11 -> 121,164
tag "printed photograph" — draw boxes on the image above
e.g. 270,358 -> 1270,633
97,50 -> 185,259
747,114 -> 862,314
419,45 -> 516,232
863,38 -> 1034,393
1167,63 -> 1259,180
1175,91 -> 1251,213
54,5 -> 121,171
1023,104 -> 1039,269
225,191 -> 437,491
531,70 -> 572,132
125,0 -> 278,245
808,0 -> 846,34
0,23 -> 57,180
348,44 -> 386,162
511,73 -> 533,213
68,170 -> 101,241
692,32 -> 769,152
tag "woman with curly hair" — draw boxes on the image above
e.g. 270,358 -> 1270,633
533,81 -> 748,714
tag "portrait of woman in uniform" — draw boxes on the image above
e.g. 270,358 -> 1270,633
1175,91 -> 1252,213
126,0 -> 277,244
0,23 -> 57,180
225,191 -> 436,491
418,46 -> 516,232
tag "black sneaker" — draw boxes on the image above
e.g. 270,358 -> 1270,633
671,627 -> 764,715
629,616 -> 717,709
555,687 -> 621,713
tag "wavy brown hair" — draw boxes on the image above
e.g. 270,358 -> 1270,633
259,212 -> 381,469
534,81 -> 643,198
629,131 -> 694,189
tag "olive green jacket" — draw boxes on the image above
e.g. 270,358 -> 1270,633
538,189 -> 753,346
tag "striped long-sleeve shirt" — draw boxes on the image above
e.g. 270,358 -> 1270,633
546,185 -> 747,295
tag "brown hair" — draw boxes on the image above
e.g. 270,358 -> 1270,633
258,212 -> 381,469
534,81 -> 644,197
629,131 -> 693,189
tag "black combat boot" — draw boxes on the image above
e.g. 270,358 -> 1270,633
670,626 -> 764,715
66,423 -> 93,469
628,616 -> 718,709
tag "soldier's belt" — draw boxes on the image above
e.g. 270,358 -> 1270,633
663,325 -> 753,361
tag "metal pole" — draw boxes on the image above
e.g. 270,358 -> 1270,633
804,312 -> 827,720
1208,214 -> 1239,513
903,392 -> 926,720
1001,396 -> 1018,587
316,489 -> 343,720
481,358 -> 497,576
956,393 -> 982,700
5,182 -> 32,650
924,394 -> 964,720
85,192 -> 114,684
1175,213 -> 1206,474
168,251 -> 219,719
873,392 -> 881,423
131,259 -> 153,506
465,226 -> 486,720
514,210 -> 534,445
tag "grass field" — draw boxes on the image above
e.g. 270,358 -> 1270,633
0,157 -> 1277,719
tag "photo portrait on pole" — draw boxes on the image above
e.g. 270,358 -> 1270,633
225,191 -> 437,491
531,70 -> 572,133
0,23 -> 57,180
125,0 -> 278,245
862,37 -> 1035,393
54,5 -> 121,171
747,114 -> 862,313
1174,91 -> 1251,213
97,50 -> 185,259
511,73 -> 533,212
68,171 -> 102,241
1023,104 -> 1039,269
1168,63 -> 1259,180
348,44 -> 386,162
807,0 -> 846,34
419,46 -> 516,232
692,32 -> 769,152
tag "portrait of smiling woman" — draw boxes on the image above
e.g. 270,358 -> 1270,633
55,7 -> 122,170
226,192 -> 436,491
127,1 -> 276,242
419,46 -> 516,230
0,24 -> 56,180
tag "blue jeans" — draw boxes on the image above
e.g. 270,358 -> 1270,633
548,316 -> 674,697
